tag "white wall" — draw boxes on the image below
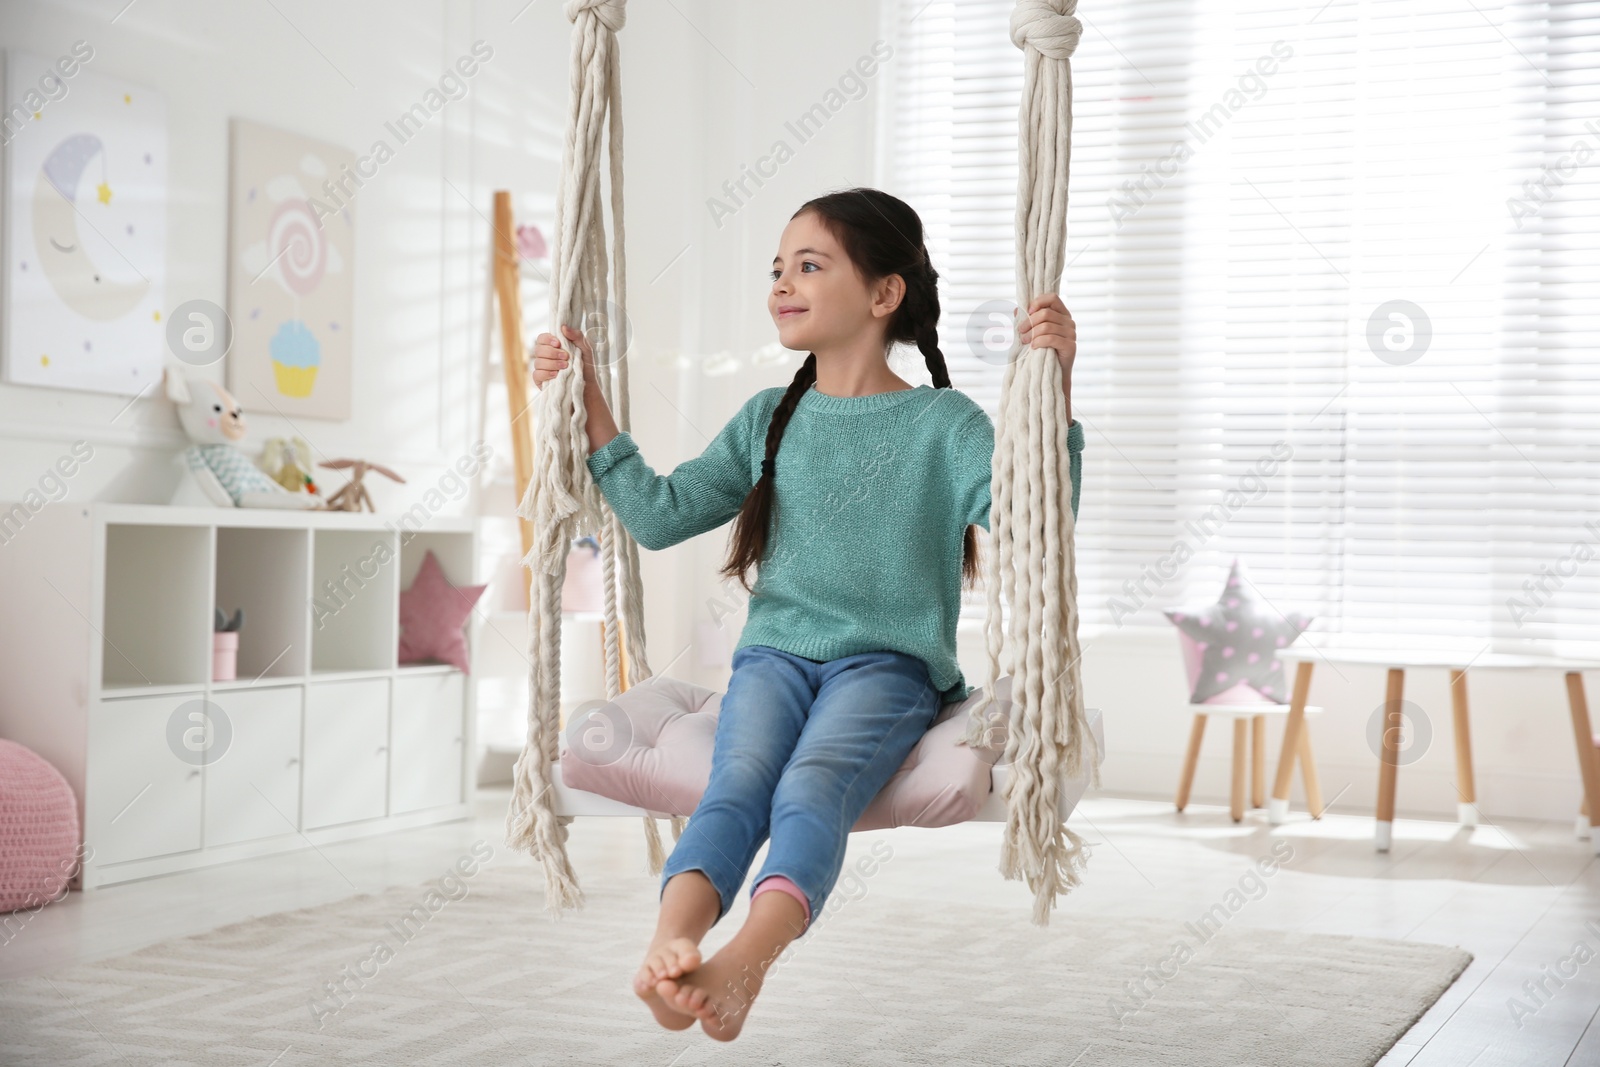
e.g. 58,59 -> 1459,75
0,0 -> 717,524
4,0 -> 477,506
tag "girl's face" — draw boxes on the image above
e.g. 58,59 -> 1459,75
768,211 -> 902,355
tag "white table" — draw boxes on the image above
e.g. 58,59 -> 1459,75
1267,646 -> 1600,853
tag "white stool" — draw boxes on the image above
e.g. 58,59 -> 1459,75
1176,702 -> 1325,823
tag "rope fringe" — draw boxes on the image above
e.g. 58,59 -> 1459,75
959,0 -> 1096,926
504,0 -> 660,915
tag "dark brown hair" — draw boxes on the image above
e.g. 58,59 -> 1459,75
719,187 -> 979,595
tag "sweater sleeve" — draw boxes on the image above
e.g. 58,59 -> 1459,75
957,410 -> 1084,531
584,395 -> 764,551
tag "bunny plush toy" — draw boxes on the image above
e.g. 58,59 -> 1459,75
164,367 -> 319,509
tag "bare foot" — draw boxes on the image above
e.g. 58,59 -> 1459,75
634,935 -> 702,1030
655,937 -> 774,1042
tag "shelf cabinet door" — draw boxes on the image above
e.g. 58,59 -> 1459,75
87,695 -> 204,866
204,686 -> 303,847
391,672 -> 465,814
303,678 -> 389,830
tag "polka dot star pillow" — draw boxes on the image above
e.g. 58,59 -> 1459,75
1162,558 -> 1313,704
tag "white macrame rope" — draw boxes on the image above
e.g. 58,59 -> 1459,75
505,0 -> 672,919
960,0 -> 1101,927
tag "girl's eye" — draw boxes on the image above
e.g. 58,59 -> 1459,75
768,262 -> 817,281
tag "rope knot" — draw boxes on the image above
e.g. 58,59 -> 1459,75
1010,0 -> 1082,61
564,0 -> 627,33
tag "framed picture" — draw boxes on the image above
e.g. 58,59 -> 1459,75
226,118 -> 354,421
2,49 -> 167,396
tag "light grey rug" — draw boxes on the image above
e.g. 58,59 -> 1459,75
2,863 -> 1470,1066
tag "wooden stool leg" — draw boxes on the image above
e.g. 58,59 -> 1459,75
1269,661 -> 1314,824
1176,714 -> 1208,812
1231,718 -> 1248,823
1565,672 -> 1600,855
1449,668 -> 1478,827
1581,794 -> 1591,841
1375,668 -> 1405,852
1251,715 -> 1265,808
1298,725 -> 1324,818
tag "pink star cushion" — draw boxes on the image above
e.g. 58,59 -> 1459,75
1162,556 -> 1313,704
398,550 -> 486,672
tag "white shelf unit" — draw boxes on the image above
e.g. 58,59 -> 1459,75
0,503 -> 478,889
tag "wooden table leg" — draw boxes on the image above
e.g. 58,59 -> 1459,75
1376,668 -> 1405,852
1299,725 -> 1324,819
1449,668 -> 1478,827
1251,715 -> 1265,809
1269,661 -> 1315,824
1231,718 -> 1247,823
1176,713 -> 1207,813
1565,671 -> 1600,856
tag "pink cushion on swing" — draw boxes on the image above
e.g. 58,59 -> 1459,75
558,674 -> 1038,830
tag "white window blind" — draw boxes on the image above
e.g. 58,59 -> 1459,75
881,0 -> 1600,657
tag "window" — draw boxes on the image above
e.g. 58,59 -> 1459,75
881,0 -> 1600,657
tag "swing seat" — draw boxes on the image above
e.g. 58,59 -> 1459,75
553,673 -> 1105,829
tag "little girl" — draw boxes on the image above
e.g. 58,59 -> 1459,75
530,187 -> 1083,1042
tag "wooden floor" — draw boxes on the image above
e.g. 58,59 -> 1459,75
3,789 -> 1596,1065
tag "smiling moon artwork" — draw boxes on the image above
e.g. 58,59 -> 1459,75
3,52 -> 167,396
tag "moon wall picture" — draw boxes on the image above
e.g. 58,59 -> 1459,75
226,119 -> 354,421
2,51 -> 167,396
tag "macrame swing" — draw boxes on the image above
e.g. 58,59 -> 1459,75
506,0 -> 1099,927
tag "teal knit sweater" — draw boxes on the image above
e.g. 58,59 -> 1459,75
585,383 -> 1084,705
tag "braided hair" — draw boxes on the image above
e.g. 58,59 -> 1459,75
719,187 -> 980,595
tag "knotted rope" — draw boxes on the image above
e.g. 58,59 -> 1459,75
958,0 -> 1101,926
506,0 -> 685,918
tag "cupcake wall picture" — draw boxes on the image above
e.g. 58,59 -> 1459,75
2,52 -> 168,396
226,118 -> 353,420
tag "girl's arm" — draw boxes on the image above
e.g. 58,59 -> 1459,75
958,293 -> 1083,530
585,395 -> 766,551
532,324 -> 763,550
957,409 -> 1083,531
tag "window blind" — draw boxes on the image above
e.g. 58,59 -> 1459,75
881,0 -> 1600,657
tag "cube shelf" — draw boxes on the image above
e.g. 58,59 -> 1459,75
0,503 -> 479,889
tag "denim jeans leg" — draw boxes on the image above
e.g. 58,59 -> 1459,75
753,650 -> 941,930
658,645 -> 815,924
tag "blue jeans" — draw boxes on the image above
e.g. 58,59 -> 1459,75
659,644 -> 941,933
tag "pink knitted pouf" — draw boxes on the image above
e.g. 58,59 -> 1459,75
0,740 -> 82,913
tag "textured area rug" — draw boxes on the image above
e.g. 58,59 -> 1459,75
1,861 -> 1470,1066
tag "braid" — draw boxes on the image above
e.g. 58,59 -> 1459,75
719,353 -> 817,595
908,254 -> 953,389
903,249 -> 980,586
